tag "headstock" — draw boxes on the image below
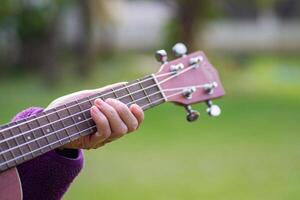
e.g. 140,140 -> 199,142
154,43 -> 225,122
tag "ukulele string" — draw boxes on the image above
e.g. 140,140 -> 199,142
0,89 -> 187,167
0,89 -> 163,156
0,70 -> 177,133
0,64 -> 197,144
0,80 -> 208,158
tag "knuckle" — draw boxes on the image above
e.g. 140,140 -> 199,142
101,130 -> 111,139
108,107 -> 117,116
118,106 -> 128,116
119,125 -> 128,135
129,121 -> 138,131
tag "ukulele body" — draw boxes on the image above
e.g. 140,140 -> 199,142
0,167 -> 22,200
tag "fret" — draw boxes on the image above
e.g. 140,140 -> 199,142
66,102 -> 88,136
0,74 -> 170,173
35,116 -> 51,151
125,85 -> 135,104
129,81 -> 139,100
101,89 -> 116,100
7,128 -> 23,162
54,109 -> 68,144
44,114 -> 61,147
1,130 -> 17,167
4,124 -> 18,148
0,132 -> 10,169
27,117 -> 46,154
37,115 -> 56,149
111,88 -> 118,98
138,78 -> 152,106
128,81 -> 149,107
36,126 -> 50,152
77,99 -> 90,122
58,105 -> 72,141
16,124 -> 32,160
56,107 -> 71,145
76,99 -> 94,136
146,78 -> 164,108
78,97 -> 93,110
64,104 -> 81,141
20,122 -> 39,157
47,111 -> 64,145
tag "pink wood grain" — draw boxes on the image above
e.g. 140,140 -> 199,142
155,51 -> 225,105
0,167 -> 22,200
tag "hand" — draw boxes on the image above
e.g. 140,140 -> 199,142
46,83 -> 144,150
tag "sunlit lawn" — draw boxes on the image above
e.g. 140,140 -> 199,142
0,54 -> 300,200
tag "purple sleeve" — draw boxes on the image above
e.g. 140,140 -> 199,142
13,107 -> 84,200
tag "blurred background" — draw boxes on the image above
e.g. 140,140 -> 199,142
0,0 -> 300,199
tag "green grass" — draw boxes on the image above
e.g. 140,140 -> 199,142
0,54 -> 300,200
64,95 -> 300,200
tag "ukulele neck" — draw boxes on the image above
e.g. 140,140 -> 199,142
0,74 -> 165,172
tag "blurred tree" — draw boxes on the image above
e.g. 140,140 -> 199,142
0,0 -> 19,74
16,1 -> 60,86
256,0 -> 281,10
0,0 -> 113,85
71,0 -> 115,77
164,0 -> 216,51
75,0 -> 93,77
275,0 -> 300,19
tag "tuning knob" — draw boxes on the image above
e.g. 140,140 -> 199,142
185,105 -> 200,122
172,43 -> 188,57
206,100 -> 221,117
155,50 -> 168,64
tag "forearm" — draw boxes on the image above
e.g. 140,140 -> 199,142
12,107 -> 84,200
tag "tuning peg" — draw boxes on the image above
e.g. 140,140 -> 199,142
185,105 -> 200,122
182,87 -> 196,99
204,82 -> 218,95
172,43 -> 188,57
155,50 -> 168,64
206,100 -> 221,117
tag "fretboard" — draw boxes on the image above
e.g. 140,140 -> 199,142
0,74 -> 165,172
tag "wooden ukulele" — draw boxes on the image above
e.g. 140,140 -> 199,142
0,43 -> 225,200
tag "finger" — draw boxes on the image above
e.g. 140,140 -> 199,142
89,82 -> 127,95
46,83 -> 127,110
130,104 -> 144,125
95,99 -> 128,138
88,105 -> 112,148
106,98 -> 138,132
93,141 -> 106,149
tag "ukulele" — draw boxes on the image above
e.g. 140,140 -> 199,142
0,43 -> 225,200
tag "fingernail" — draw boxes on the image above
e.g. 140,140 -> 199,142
130,104 -> 139,110
95,99 -> 104,106
105,98 -> 113,103
91,106 -> 98,114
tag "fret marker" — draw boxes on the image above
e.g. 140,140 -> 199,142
27,136 -> 31,140
46,128 -> 51,133
78,116 -> 82,120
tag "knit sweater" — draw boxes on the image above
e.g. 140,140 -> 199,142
12,107 -> 84,200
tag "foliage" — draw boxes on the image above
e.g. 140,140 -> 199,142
163,0 -> 218,50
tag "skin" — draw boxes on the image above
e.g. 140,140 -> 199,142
46,83 -> 144,150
